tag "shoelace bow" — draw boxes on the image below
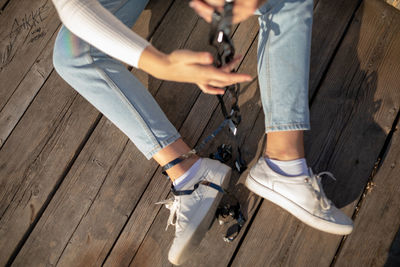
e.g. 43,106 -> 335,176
308,170 -> 337,210
155,198 -> 180,231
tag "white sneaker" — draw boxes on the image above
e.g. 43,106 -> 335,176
157,158 -> 231,265
245,157 -> 353,235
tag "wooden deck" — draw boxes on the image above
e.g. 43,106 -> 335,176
1,0 -> 400,266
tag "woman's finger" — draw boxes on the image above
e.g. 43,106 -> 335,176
198,84 -> 225,95
170,50 -> 213,65
189,1 -> 214,23
208,80 -> 229,88
207,67 -> 252,84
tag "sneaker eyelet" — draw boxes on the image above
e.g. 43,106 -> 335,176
304,178 -> 310,183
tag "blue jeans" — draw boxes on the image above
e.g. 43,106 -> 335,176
53,0 -> 312,160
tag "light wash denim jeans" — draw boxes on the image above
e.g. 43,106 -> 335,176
53,0 -> 312,160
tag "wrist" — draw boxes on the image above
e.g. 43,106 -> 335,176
138,45 -> 170,79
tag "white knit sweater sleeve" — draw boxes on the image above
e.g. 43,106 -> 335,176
52,0 -> 150,68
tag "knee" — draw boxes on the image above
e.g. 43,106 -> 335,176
52,27 -> 86,78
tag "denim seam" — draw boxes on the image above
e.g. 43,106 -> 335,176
84,46 -> 163,156
259,13 -> 274,128
266,16 -> 272,128
260,0 -> 311,131
90,0 -> 168,159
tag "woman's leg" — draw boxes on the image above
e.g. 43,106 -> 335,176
246,0 -> 353,236
53,0 -> 198,179
255,0 -> 312,159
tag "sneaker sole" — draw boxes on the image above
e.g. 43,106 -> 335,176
168,166 -> 232,265
245,174 -> 353,235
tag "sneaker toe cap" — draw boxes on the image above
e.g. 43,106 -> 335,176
327,206 -> 354,234
168,242 -> 186,266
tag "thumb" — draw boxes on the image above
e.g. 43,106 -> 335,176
171,50 -> 214,65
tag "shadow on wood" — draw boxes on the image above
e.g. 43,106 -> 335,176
386,227 -> 400,267
306,0 -> 396,209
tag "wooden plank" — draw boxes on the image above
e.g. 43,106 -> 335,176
0,0 -> 173,265
310,0 -> 361,97
132,0 -> 174,40
0,74 -> 100,266
0,0 -> 61,111
307,0 -> 400,204
9,1 -> 224,266
0,27 -> 58,149
232,0 -> 400,266
129,0 -> 173,87
334,118 -> 400,266
10,116 -> 129,266
130,0 -> 199,95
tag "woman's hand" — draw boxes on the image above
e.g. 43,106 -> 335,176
189,0 -> 265,24
138,46 -> 252,95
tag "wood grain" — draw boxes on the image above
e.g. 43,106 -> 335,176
11,116 -> 129,267
310,0 -> 361,98
0,74 -> 100,266
0,0 -> 61,111
131,0 -> 199,96
0,27 -> 59,150
334,118 -> 400,266
307,0 -> 400,206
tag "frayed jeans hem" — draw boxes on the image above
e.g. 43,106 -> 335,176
265,123 -> 310,133
144,133 -> 182,160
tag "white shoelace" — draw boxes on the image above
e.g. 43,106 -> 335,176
156,197 -> 180,231
308,169 -> 337,210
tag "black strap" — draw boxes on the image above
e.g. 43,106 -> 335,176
209,1 -> 235,67
161,157 -> 184,177
171,180 -> 225,196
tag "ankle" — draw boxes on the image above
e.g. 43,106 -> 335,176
167,155 -> 200,181
265,131 -> 305,160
